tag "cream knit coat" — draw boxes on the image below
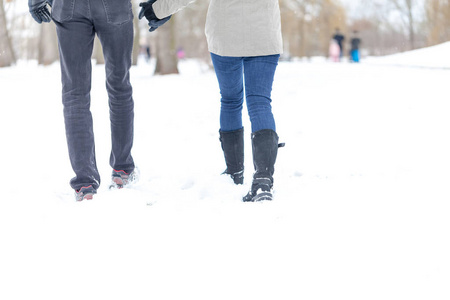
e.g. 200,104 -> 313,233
153,0 -> 283,57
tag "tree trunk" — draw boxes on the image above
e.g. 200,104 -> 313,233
391,0 -> 416,50
406,0 -> 415,49
132,0 -> 140,66
154,17 -> 178,75
38,22 -> 59,65
0,0 -> 16,67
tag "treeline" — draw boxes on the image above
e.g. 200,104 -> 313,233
1,0 -> 450,68
280,0 -> 450,57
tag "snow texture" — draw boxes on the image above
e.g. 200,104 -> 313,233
365,41 -> 450,69
0,43 -> 449,300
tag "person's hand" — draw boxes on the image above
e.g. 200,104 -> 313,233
138,0 -> 171,32
28,0 -> 53,24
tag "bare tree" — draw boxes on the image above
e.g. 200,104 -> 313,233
388,0 -> 423,50
318,0 -> 347,55
279,0 -> 347,58
341,0 -> 429,55
154,16 -> 178,75
0,0 -> 16,67
280,0 -> 310,57
132,0 -> 140,65
174,0 -> 209,62
38,21 -> 59,65
425,0 -> 450,46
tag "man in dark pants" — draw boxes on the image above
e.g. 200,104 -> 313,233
28,0 -> 136,201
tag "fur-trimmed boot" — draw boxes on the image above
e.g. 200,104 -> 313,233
243,129 -> 280,202
219,128 -> 244,184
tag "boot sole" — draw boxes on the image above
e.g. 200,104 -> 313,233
253,192 -> 273,202
76,192 -> 94,201
110,171 -> 137,189
111,177 -> 125,189
243,191 -> 273,202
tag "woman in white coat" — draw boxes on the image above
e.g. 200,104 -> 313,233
140,0 -> 283,202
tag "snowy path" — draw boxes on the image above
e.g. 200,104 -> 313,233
0,58 -> 449,300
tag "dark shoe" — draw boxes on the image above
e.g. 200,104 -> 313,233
219,128 -> 244,185
110,169 -> 136,189
251,129 -> 279,181
243,129 -> 283,202
243,178 -> 273,202
222,169 -> 244,185
75,185 -> 97,201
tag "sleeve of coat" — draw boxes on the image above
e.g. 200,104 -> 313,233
153,0 -> 197,19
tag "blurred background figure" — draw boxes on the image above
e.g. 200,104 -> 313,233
350,30 -> 361,63
332,28 -> 345,61
329,38 -> 340,62
145,45 -> 151,62
177,47 -> 185,60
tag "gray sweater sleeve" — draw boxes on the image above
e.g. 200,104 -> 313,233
153,0 -> 197,19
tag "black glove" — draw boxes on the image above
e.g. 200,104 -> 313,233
138,0 -> 171,32
28,0 -> 53,24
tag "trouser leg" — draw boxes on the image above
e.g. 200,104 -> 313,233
242,55 -> 280,201
210,53 -> 244,132
211,53 -> 246,183
55,18 -> 100,190
243,55 -> 279,133
95,18 -> 135,173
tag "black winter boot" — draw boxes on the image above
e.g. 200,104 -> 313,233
219,128 -> 244,185
243,129 -> 280,202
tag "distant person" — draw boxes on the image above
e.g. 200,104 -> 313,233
333,28 -> 345,61
139,0 -> 284,202
146,45 -> 151,61
177,47 -> 185,60
350,31 -> 361,63
329,38 -> 340,62
28,0 -> 137,201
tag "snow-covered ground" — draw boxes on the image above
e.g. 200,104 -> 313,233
1,43 -> 449,300
365,41 -> 450,69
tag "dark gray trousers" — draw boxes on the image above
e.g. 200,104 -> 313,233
52,0 -> 135,190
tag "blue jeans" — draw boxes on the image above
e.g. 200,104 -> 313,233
52,0 -> 135,190
210,53 -> 279,133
